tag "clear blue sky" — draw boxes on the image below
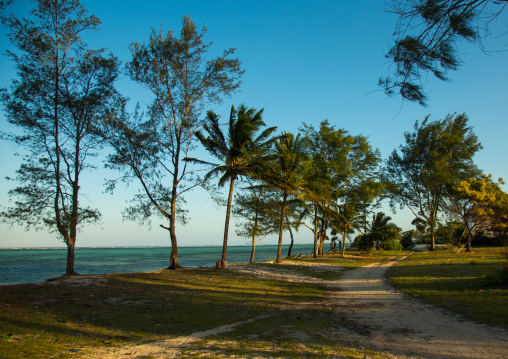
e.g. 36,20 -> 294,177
1,0 -> 507,248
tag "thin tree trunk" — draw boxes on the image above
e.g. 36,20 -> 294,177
429,222 -> 437,251
287,214 -> 294,257
276,191 -> 288,264
250,210 -> 259,263
341,231 -> 346,257
313,204 -> 318,258
250,235 -> 256,263
222,176 -> 236,263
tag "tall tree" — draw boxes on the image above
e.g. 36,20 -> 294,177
381,0 -> 508,106
103,17 -> 243,269
301,121 -> 382,255
262,133 -> 310,264
187,105 -> 276,267
383,113 -> 482,250
1,0 -> 120,275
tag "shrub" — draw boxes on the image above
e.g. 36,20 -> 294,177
381,239 -> 403,251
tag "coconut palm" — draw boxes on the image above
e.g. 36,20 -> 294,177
187,104 -> 277,266
262,132 -> 310,263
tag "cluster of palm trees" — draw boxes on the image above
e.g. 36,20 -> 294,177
187,104 -> 384,267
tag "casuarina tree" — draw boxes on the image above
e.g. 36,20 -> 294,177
103,16 -> 243,269
1,0 -> 121,275
383,113 -> 482,250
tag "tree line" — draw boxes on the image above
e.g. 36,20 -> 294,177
1,1 -> 507,275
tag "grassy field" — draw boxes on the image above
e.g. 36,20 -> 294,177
387,247 -> 508,328
0,255 -> 393,359
1,249 -> 506,358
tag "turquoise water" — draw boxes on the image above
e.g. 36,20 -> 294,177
0,244 -> 315,285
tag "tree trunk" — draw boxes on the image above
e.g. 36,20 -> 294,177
65,237 -> 78,275
250,235 -> 256,264
313,204 -> 318,258
429,222 -> 437,251
287,216 -> 294,257
341,231 -> 347,257
276,191 -> 288,264
222,177 -> 236,263
168,183 -> 181,269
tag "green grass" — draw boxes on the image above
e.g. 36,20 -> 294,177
387,247 -> 508,328
180,308 -> 394,358
0,268 -> 324,358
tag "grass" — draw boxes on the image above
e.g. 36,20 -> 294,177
0,268 -> 324,358
387,247 -> 508,328
180,308 -> 394,358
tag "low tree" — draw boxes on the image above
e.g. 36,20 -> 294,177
103,17 -> 243,269
381,0 -> 508,106
188,105 -> 276,267
456,174 -> 508,264
383,113 -> 482,250
1,0 -> 120,275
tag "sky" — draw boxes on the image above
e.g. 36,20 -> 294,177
0,0 -> 507,249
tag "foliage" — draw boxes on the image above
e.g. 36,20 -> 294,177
0,0 -> 120,274
261,132 -> 311,263
188,104 -> 277,263
300,120 -> 383,256
381,0 -> 508,106
455,174 -> 508,263
355,212 -> 402,251
103,16 -> 243,269
383,113 -> 482,251
400,230 -> 415,250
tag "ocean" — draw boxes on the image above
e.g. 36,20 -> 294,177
0,244 -> 315,285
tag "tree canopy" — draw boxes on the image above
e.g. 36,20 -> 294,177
383,113 -> 482,250
381,0 -> 508,106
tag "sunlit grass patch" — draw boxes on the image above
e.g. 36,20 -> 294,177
387,247 -> 508,328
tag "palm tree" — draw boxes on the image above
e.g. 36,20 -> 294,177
187,104 -> 277,266
262,133 -> 310,264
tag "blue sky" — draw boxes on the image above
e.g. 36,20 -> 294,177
1,0 -> 507,248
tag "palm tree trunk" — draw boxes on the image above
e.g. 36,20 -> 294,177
222,176 -> 236,263
276,191 -> 288,264
341,231 -> 346,257
287,214 -> 294,257
313,204 -> 318,258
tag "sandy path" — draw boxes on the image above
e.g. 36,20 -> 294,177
329,255 -> 508,359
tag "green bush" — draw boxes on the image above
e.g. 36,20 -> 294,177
381,239 -> 402,251
400,231 -> 415,250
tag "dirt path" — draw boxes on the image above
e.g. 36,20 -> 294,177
329,255 -> 508,358
87,256 -> 508,358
